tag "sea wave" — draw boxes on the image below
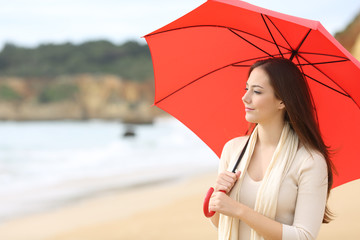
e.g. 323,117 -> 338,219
0,117 -> 218,222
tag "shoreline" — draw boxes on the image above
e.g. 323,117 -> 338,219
0,173 -> 358,239
0,172 -> 219,240
0,165 -> 216,222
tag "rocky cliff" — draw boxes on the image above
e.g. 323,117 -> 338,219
0,75 -> 164,122
335,12 -> 360,59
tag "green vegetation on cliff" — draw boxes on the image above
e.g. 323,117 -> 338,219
0,40 -> 153,82
38,83 -> 79,103
0,84 -> 21,101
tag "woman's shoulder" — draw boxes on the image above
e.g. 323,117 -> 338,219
296,146 -> 326,163
294,146 -> 328,176
224,135 -> 249,151
219,136 -> 249,170
221,135 -> 249,159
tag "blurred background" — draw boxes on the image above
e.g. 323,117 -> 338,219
0,0 -> 360,239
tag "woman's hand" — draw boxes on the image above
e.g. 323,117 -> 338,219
209,191 -> 242,218
208,171 -> 242,218
214,171 -> 241,193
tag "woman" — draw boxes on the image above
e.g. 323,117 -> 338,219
209,58 -> 334,240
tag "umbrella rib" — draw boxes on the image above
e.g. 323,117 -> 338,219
146,25 -> 270,43
292,52 -> 350,96
155,54 -> 281,105
232,53 -> 286,67
302,73 -> 350,97
297,54 -> 356,105
295,52 -> 358,108
146,25 -> 292,52
290,29 -> 312,60
154,64 -> 231,105
298,59 -> 349,66
227,28 -> 274,57
295,54 -> 304,74
264,15 -> 293,51
295,54 -> 320,125
261,14 -> 284,58
232,64 -> 252,67
297,52 -> 349,60
294,53 -> 356,109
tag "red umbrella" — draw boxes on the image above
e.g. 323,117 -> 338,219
144,0 -> 360,191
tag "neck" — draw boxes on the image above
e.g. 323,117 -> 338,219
256,120 -> 285,147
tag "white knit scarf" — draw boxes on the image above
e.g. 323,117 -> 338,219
218,122 -> 299,240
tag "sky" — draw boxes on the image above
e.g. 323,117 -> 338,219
1,0 -> 360,50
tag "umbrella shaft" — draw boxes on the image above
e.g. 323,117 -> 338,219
231,137 -> 250,173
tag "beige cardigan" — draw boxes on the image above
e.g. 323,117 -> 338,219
218,136 -> 328,240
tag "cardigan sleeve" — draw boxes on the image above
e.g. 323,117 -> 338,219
282,152 -> 328,240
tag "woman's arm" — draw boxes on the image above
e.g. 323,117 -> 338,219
210,191 -> 282,240
282,154 -> 328,239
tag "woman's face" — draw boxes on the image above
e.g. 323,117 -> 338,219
242,67 -> 285,125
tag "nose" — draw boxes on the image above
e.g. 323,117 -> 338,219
242,90 -> 250,104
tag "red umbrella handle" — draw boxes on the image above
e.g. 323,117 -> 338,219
203,137 -> 249,218
203,187 -> 226,218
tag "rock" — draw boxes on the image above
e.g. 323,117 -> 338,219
123,125 -> 136,138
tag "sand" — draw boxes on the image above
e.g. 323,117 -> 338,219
0,172 -> 359,240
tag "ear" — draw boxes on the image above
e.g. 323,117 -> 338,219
278,101 -> 286,110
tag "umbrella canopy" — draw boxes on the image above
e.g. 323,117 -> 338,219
144,0 -> 360,188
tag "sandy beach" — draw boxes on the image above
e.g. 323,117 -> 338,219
0,172 -> 359,240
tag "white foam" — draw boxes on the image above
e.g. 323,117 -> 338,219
0,117 -> 218,221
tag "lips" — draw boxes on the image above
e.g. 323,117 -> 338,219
245,107 -> 254,112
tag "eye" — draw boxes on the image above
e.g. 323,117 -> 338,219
254,90 -> 262,94
245,87 -> 248,91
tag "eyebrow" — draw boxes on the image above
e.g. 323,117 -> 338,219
246,82 -> 264,89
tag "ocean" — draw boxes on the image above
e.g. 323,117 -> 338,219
0,117 -> 218,223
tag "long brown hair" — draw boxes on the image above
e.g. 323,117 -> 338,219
249,58 -> 335,223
